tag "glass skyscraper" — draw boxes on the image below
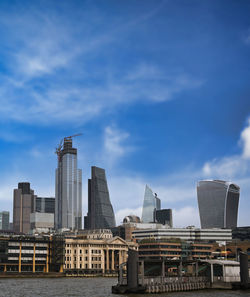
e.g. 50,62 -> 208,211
197,180 -> 240,229
141,185 -> 161,223
84,166 -> 116,229
55,138 -> 82,230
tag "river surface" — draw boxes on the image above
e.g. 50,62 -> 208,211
0,277 -> 249,297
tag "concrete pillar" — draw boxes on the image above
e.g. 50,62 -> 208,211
141,260 -> 145,285
19,242 -> 22,273
195,261 -> 198,277
240,252 -> 249,286
111,250 -> 115,271
222,264 -> 225,282
4,265 -> 6,272
162,260 -> 165,277
178,261 -> 182,277
33,243 -> 36,273
118,250 -> 122,266
210,264 -> 214,283
127,249 -> 138,289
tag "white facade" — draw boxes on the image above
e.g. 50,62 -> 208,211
30,212 -> 54,233
132,226 -> 232,242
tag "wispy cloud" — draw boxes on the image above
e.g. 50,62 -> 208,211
0,4 -> 204,126
202,118 -> 250,179
242,28 -> 250,45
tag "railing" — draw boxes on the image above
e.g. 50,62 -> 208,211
118,275 -> 209,286
139,276 -> 209,286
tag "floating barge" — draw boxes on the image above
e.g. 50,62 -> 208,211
112,250 -> 250,294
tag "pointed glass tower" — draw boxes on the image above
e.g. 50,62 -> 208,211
141,185 -> 161,223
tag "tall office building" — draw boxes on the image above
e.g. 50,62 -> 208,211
35,197 -> 55,213
55,137 -> 82,230
0,211 -> 10,230
154,209 -> 173,227
141,185 -> 161,223
197,180 -> 240,229
13,182 -> 36,234
84,166 -> 116,229
30,197 -> 55,233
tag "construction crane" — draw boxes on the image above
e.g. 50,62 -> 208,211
55,133 -> 82,161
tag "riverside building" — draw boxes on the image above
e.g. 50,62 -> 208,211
0,235 -> 65,273
64,229 -> 136,275
138,240 -> 212,260
55,137 -> 82,230
132,226 -> 232,243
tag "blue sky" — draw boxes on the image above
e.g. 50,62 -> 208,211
0,0 -> 250,227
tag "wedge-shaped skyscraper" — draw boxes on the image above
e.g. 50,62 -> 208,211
141,185 -> 161,223
197,180 -> 240,229
55,137 -> 82,230
84,166 -> 116,229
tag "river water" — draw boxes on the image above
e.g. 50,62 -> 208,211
0,277 -> 249,297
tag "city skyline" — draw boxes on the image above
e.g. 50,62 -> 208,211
0,0 -> 250,227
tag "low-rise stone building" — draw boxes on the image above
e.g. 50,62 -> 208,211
64,231 -> 137,275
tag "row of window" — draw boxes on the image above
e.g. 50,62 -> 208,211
65,263 -> 102,269
139,245 -> 181,249
66,243 -> 125,249
65,256 -> 102,262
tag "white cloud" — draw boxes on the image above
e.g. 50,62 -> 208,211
0,7 -> 204,125
173,207 -> 200,228
240,119 -> 250,159
102,125 -> 133,166
104,126 -> 130,157
202,119 -> 250,179
202,156 -> 248,179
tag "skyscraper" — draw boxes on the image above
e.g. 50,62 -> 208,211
30,197 -> 55,234
84,166 -> 116,229
141,185 -> 161,223
197,180 -> 240,229
55,137 -> 82,230
0,211 -> 10,230
13,182 -> 36,233
154,209 -> 173,227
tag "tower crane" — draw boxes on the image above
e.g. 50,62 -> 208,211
55,133 -> 82,161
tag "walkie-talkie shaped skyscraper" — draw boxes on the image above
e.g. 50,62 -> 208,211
55,136 -> 82,230
197,180 -> 240,229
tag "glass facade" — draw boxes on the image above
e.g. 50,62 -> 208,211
0,211 -> 9,230
35,197 -> 55,213
84,166 -> 115,229
197,180 -> 240,229
141,185 -> 161,223
155,209 -> 173,227
55,139 -> 82,230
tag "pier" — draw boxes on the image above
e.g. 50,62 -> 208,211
112,250 -> 250,294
